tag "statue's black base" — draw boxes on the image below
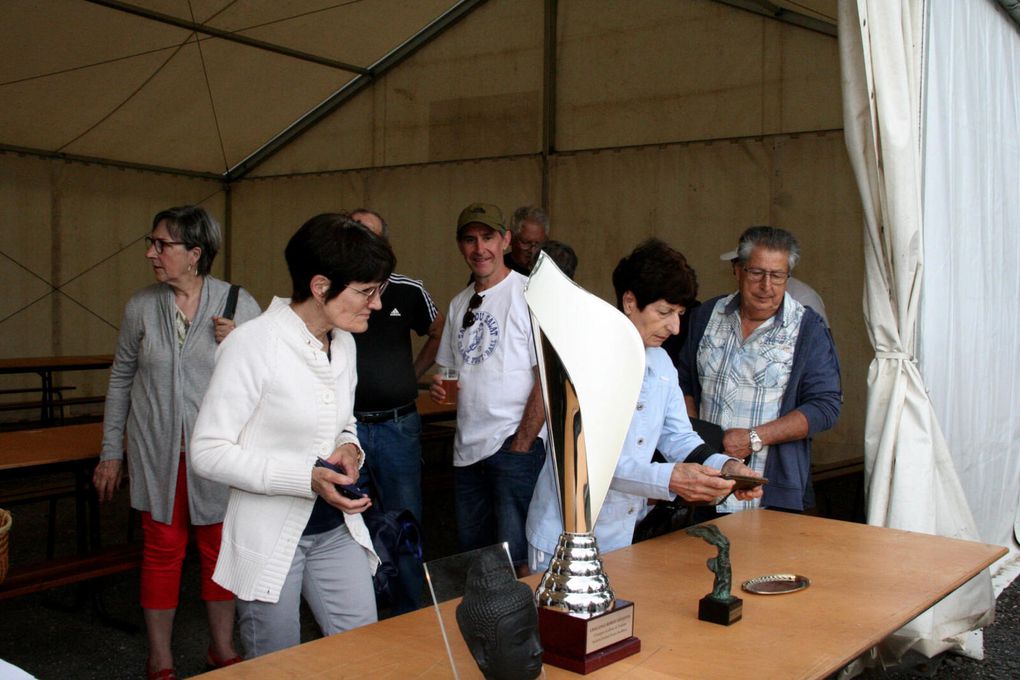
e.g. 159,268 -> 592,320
538,600 -> 640,674
698,594 -> 742,625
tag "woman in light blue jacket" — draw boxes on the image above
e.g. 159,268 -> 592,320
525,239 -> 762,570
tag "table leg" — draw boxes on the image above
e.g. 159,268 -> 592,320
73,464 -> 89,554
38,369 -> 53,423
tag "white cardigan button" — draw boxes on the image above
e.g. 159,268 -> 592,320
321,389 -> 335,404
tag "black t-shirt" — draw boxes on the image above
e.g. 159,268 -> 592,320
353,273 -> 438,411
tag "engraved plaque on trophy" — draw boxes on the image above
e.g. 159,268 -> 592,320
524,253 -> 646,674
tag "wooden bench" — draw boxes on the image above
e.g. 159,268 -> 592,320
0,393 -> 104,423
0,387 -> 76,396
811,457 -> 865,483
0,543 -> 142,601
0,386 -> 74,412
0,477 -> 80,558
810,457 -> 865,521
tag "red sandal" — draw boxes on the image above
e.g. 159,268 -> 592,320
146,661 -> 177,680
206,646 -> 243,669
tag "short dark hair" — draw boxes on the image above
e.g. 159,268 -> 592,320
612,238 -> 698,311
152,205 -> 221,276
736,226 -> 800,271
285,213 -> 396,303
532,239 -> 578,279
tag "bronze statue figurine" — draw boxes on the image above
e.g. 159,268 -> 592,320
687,523 -> 742,625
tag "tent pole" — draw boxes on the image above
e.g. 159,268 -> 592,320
225,0 -> 491,181
83,0 -> 369,74
222,182 -> 233,282
541,0 -> 558,209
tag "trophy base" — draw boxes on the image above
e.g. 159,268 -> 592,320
539,599 -> 640,674
698,594 -> 743,625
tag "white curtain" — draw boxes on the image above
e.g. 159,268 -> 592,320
919,0 -> 1020,562
839,0 -> 996,662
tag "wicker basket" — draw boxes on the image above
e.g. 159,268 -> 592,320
0,508 -> 11,585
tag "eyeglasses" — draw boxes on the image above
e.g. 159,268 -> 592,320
461,293 -> 484,329
144,236 -> 187,254
742,266 -> 790,284
345,281 -> 389,302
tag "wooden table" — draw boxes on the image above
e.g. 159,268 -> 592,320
0,355 -> 113,423
0,422 -> 105,471
0,423 -> 140,620
415,390 -> 457,424
0,423 -> 105,555
194,510 -> 1006,679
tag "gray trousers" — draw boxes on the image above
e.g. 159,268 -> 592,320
236,523 -> 378,658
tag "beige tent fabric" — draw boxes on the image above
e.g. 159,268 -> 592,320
839,0 -> 995,661
231,156 -> 542,307
0,0 -> 452,174
0,153 -> 224,402
2,0 -> 863,451
256,0 -> 841,177
557,0 -> 842,150
548,134 -> 866,467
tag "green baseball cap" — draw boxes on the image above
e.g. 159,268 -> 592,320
457,203 -> 505,236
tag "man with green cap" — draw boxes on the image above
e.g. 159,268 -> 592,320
430,203 -> 546,570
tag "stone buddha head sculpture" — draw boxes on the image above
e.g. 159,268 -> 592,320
455,550 -> 543,680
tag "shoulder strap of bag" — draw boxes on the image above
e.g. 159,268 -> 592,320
222,284 -> 241,320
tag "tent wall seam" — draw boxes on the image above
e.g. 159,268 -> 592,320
234,127 -> 846,183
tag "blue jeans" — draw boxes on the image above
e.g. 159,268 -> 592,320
357,411 -> 423,521
454,435 -> 545,566
357,411 -> 424,613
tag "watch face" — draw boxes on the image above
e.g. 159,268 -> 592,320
750,430 -> 763,452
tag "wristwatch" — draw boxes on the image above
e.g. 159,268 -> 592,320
749,429 -> 764,453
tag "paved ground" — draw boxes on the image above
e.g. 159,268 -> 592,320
1,455 -> 1016,679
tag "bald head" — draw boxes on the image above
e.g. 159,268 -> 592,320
350,209 -> 387,238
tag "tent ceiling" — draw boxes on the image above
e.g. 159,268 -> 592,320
1,0 -> 462,176
1,0 -> 836,179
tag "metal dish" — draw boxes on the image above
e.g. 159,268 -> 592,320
741,573 -> 810,595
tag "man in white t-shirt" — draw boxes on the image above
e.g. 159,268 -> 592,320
430,203 -> 546,567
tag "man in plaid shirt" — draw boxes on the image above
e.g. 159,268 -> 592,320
678,226 -> 841,514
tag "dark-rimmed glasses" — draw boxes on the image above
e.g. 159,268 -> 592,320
144,236 -> 187,254
742,266 -> 790,284
461,293 -> 484,329
345,281 -> 389,302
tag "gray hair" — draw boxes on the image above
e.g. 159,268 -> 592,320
736,226 -> 800,271
509,205 -> 549,237
349,208 -> 389,239
152,205 -> 221,276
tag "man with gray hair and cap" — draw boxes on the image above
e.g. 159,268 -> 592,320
720,228 -> 829,326
430,203 -> 546,570
678,226 -> 841,517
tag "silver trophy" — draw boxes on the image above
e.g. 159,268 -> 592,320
524,253 -> 645,673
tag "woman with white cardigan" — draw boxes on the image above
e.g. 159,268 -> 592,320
191,213 -> 395,657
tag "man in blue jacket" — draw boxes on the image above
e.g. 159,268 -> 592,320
678,226 -> 841,513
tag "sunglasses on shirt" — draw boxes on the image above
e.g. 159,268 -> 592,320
461,293 -> 484,329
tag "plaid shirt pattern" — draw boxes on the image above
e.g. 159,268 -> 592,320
696,293 -> 804,512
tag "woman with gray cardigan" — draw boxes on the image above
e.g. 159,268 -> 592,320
93,205 -> 260,680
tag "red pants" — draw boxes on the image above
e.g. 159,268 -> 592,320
139,455 -> 233,609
